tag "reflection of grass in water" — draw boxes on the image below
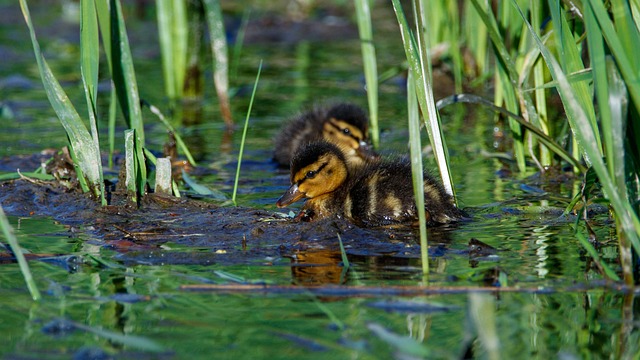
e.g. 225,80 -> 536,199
0,206 -> 40,300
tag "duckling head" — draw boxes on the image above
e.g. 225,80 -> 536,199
276,141 -> 348,208
322,104 -> 377,163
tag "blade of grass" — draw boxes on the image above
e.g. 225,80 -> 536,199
354,0 -> 379,149
95,0 -> 117,170
141,100 -> 197,166
407,70 -> 429,277
585,6 -> 626,193
81,0 -> 106,205
102,0 -> 147,195
548,1 -> 602,161
20,0 -> 102,196
156,0 -> 187,99
588,0 -> 640,114
232,60 -> 262,206
109,0 -> 146,148
530,0 -> 551,167
203,0 -> 233,128
0,172 -> 55,181
0,205 -> 41,301
414,0 -> 456,199
470,0 -> 527,173
391,0 -> 456,199
124,129 -> 137,202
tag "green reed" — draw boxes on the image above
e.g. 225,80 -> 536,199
156,0 -> 188,100
203,0 -> 233,128
0,206 -> 41,301
407,71 -> 429,276
232,60 -> 263,206
391,0 -> 456,201
354,0 -> 379,149
392,0 -> 463,276
20,0 -> 105,203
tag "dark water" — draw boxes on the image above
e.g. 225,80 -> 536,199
1,1 -> 637,359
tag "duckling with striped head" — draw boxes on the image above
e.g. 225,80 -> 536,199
276,141 -> 466,227
273,103 -> 377,168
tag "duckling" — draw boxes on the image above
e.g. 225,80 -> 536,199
276,141 -> 466,227
273,103 -> 377,168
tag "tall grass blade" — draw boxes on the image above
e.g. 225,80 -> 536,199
108,0 -> 147,192
156,0 -> 187,100
203,0 -> 233,128
588,1 -> 640,112
391,0 -> 456,199
417,0 -> 457,199
109,0 -> 146,147
354,0 -> 379,149
95,0 -> 117,169
530,0 -> 551,167
470,0 -> 528,173
124,129 -> 137,202
548,1 -> 602,162
515,2 -> 640,260
407,71 -> 428,277
0,206 -> 41,301
81,0 -> 106,205
20,0 -> 102,196
142,100 -> 197,166
232,60 -> 262,206
584,7 -> 625,192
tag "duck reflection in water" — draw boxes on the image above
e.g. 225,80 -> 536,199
288,249 -> 346,286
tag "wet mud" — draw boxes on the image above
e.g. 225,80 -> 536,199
0,175 -> 462,268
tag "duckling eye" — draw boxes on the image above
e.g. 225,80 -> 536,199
342,128 -> 351,135
306,170 -> 317,179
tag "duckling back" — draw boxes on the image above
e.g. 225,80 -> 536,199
273,103 -> 375,167
344,158 -> 465,227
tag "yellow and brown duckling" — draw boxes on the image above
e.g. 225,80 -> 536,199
276,141 -> 466,227
273,103 -> 377,168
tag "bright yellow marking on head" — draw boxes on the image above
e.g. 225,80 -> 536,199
322,119 -> 363,150
295,153 -> 347,199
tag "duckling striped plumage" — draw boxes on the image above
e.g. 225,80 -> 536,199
273,103 -> 377,168
276,141 -> 466,227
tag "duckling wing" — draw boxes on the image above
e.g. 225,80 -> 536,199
344,163 -> 417,227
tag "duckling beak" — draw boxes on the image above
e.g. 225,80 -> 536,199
357,141 -> 378,160
276,183 -> 306,208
